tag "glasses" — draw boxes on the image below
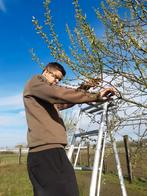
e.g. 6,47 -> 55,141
47,71 -> 62,81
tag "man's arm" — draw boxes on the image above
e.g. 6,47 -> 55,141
24,75 -> 103,104
24,75 -> 116,105
55,80 -> 96,110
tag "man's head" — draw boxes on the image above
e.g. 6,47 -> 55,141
42,62 -> 66,85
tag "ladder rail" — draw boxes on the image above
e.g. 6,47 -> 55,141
112,137 -> 128,196
89,102 -> 108,196
74,140 -> 82,167
97,130 -> 107,196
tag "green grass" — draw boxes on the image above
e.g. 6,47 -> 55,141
0,164 -> 32,196
0,153 -> 27,166
76,171 -> 147,196
0,152 -> 147,196
0,163 -> 147,196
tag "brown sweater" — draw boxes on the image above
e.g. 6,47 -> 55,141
23,75 -> 103,152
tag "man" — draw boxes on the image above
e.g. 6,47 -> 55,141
23,62 -> 116,196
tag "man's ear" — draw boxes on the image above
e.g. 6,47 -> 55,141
42,69 -> 47,76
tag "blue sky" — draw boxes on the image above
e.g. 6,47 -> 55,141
0,0 -> 104,147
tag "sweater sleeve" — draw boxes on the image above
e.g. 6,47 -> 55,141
23,75 -> 103,104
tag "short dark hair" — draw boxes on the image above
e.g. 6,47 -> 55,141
42,62 -> 66,76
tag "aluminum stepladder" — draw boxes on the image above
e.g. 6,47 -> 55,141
67,101 -> 128,196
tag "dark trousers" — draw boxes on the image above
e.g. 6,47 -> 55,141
27,148 -> 79,196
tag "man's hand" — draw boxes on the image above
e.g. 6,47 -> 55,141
99,87 -> 116,100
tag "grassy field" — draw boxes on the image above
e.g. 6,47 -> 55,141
0,153 -> 147,196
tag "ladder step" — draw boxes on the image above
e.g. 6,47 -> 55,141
74,166 -> 93,171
